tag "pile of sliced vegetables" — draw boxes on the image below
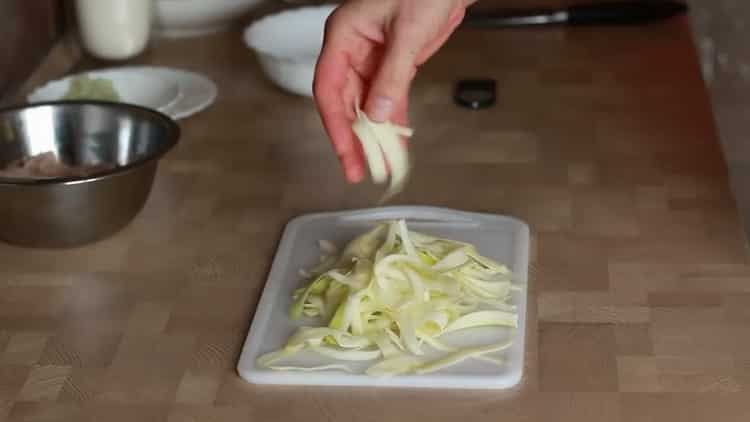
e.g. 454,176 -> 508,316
257,220 -> 521,377
62,75 -> 121,102
352,105 -> 413,202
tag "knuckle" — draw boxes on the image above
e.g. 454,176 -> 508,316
382,64 -> 417,90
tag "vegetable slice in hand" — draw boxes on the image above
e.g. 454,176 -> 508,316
351,104 -> 414,202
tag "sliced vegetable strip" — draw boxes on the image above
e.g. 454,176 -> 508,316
257,220 -> 522,377
352,104 -> 414,202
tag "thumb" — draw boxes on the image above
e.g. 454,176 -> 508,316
364,32 -> 421,123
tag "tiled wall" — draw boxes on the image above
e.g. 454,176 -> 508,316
0,1 -> 66,99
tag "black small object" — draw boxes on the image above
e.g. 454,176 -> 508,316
454,79 -> 496,110
567,1 -> 688,25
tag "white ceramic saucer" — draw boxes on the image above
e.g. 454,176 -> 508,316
148,67 -> 218,120
28,68 -> 180,113
28,66 -> 217,121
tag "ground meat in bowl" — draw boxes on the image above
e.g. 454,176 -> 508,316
0,152 -> 115,179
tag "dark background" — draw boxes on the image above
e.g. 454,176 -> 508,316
0,1 -> 68,99
0,0 -> 680,100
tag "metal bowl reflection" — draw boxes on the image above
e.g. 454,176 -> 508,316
0,101 -> 180,248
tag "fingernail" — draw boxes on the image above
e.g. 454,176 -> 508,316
369,96 -> 393,122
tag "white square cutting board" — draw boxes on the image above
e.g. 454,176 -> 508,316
237,206 -> 530,389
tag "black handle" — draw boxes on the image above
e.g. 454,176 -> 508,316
566,1 -> 687,25
462,1 -> 687,28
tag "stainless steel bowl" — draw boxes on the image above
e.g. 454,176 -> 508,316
0,101 -> 180,248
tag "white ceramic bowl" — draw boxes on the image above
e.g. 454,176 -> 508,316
243,5 -> 337,97
155,0 -> 265,38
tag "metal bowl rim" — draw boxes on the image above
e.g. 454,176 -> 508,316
0,100 -> 181,187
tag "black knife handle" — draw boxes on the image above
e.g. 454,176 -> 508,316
566,1 -> 688,25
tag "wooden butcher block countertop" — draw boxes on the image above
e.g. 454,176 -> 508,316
2,15 -> 750,422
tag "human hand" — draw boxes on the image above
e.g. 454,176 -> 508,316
314,0 -> 474,183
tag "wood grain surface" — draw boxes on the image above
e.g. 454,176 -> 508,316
2,15 -> 750,422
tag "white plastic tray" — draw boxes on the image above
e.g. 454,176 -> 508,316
237,206 -> 530,389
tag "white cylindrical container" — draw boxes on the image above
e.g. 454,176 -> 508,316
76,0 -> 153,60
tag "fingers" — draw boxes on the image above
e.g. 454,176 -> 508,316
363,4 -> 464,123
314,0 -> 466,184
392,94 -> 410,128
314,67 -> 365,183
314,14 -> 366,183
363,23 -> 424,122
415,8 -> 466,65
393,95 -> 410,150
